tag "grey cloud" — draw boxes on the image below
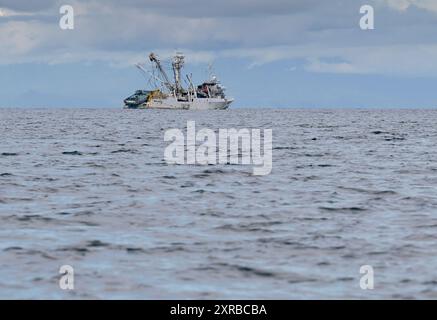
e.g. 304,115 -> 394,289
1,0 -> 437,78
109,0 -> 321,18
0,0 -> 58,11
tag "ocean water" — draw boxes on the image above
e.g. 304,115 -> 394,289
1,108 -> 437,299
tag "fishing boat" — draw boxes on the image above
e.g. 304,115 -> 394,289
124,53 -> 233,110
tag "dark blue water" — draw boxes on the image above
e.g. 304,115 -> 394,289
1,108 -> 437,299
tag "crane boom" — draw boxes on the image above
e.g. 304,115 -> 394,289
149,53 -> 174,92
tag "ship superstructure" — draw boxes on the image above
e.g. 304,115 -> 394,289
124,53 -> 233,110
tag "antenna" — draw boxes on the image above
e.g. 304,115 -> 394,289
207,62 -> 214,80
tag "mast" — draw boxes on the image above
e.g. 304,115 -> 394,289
172,53 -> 185,95
149,53 -> 174,93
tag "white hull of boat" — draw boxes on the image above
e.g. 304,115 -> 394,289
126,97 -> 233,110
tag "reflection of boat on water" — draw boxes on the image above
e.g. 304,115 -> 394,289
123,53 -> 233,110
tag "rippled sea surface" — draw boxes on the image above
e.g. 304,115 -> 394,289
2,108 -> 437,299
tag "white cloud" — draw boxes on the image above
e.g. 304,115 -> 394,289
380,0 -> 437,12
221,44 -> 437,77
0,7 -> 35,17
0,21 -> 50,56
306,59 -> 358,74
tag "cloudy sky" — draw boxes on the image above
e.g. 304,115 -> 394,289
1,0 -> 437,107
